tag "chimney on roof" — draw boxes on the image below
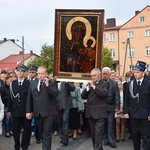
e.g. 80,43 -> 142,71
4,38 -> 7,41
30,50 -> 33,55
105,18 -> 116,28
19,51 -> 23,55
135,11 -> 140,15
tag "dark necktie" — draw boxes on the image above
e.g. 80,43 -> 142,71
40,81 -> 43,91
137,81 -> 141,90
19,81 -> 22,87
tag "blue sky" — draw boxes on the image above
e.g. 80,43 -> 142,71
0,0 -> 149,54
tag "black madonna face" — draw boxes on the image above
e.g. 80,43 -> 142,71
71,21 -> 86,42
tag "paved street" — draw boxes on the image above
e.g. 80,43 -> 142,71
0,127 -> 134,150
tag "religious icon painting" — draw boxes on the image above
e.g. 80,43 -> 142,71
53,9 -> 104,82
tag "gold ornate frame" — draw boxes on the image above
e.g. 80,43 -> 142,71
53,9 -> 104,81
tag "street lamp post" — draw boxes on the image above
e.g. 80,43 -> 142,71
123,40 -> 128,77
16,36 -> 25,65
122,41 -> 126,76
22,36 -> 25,65
122,38 -> 133,76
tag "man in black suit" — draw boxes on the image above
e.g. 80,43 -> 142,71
124,61 -> 150,150
28,66 -> 41,144
81,68 -> 109,150
56,81 -> 75,146
26,66 -> 59,150
102,67 -> 120,148
7,64 -> 31,150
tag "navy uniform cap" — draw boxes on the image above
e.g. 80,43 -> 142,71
133,60 -> 146,72
28,66 -> 37,72
16,64 -> 27,71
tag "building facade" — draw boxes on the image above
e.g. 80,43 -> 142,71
103,5 -> 150,76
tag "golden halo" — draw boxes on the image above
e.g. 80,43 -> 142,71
83,36 -> 96,48
66,17 -> 92,43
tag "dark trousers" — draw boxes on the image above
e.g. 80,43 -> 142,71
103,111 -> 115,144
126,116 -> 132,138
53,115 -> 58,131
12,116 -> 31,150
35,124 -> 41,141
35,116 -> 54,150
57,109 -> 70,144
82,103 -> 90,136
88,117 -> 106,150
130,118 -> 150,150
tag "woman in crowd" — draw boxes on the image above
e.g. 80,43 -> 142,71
69,82 -> 83,140
115,80 -> 125,142
0,75 -> 13,137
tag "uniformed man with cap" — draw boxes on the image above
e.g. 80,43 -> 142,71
7,64 -> 31,150
28,66 -> 41,144
28,66 -> 37,81
124,60 -> 150,150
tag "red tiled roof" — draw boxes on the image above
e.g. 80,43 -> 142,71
0,63 -> 18,70
0,53 -> 35,70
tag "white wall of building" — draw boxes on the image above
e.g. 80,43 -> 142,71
0,41 -> 22,60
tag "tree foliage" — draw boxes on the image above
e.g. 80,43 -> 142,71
27,44 -> 54,74
28,44 -> 114,74
102,47 -> 114,70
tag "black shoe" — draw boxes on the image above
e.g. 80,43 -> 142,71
121,139 -> 125,142
128,136 -> 132,140
60,140 -> 63,144
116,139 -> 120,142
103,141 -> 109,146
87,134 -> 90,137
109,143 -> 116,148
86,132 -> 90,137
62,142 -> 68,146
5,133 -> 11,138
36,140 -> 41,144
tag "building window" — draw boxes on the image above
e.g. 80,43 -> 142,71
103,34 -> 107,42
109,33 -> 115,41
145,46 -> 150,56
128,48 -> 134,57
145,30 -> 150,36
110,49 -> 115,57
147,64 -> 150,72
129,65 -> 134,71
139,16 -> 144,22
128,31 -> 134,38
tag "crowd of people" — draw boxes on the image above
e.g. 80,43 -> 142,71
0,60 -> 150,150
